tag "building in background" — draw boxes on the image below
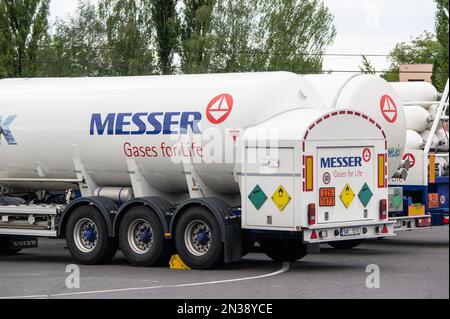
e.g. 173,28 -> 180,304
399,64 -> 433,82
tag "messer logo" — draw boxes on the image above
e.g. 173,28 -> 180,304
0,114 -> 18,145
205,94 -> 234,124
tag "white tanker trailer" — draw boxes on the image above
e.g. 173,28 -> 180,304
0,72 -> 395,269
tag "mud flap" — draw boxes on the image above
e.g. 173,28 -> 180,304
223,218 -> 242,263
7,236 -> 38,250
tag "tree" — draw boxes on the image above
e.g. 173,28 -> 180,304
150,0 -> 179,74
180,0 -> 216,73
99,0 -> 154,76
182,0 -> 336,74
359,55 -> 376,74
45,0 -> 154,77
48,1 -> 109,77
0,0 -> 50,77
382,31 -> 439,82
433,0 -> 449,91
207,0 -> 259,73
260,0 -> 336,73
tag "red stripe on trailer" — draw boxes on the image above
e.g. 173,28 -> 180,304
301,110 -> 388,192
302,110 -> 387,142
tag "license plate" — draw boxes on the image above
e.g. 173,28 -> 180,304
340,227 -> 361,237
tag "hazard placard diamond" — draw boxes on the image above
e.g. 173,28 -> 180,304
271,185 -> 291,212
340,184 -> 355,209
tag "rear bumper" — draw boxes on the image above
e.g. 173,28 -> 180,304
303,221 -> 396,243
390,215 -> 432,231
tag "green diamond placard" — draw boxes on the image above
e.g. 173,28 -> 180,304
248,185 -> 267,210
392,190 -> 402,209
358,183 -> 373,207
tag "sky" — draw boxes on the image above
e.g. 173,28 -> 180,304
49,0 -> 438,73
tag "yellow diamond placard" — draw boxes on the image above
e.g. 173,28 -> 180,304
339,184 -> 355,208
272,185 -> 291,211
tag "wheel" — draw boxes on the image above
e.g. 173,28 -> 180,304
0,236 -> 21,255
259,238 -> 307,262
174,206 -> 224,270
65,206 -> 117,265
328,239 -> 363,249
118,206 -> 171,267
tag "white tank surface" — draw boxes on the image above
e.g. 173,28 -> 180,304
390,82 -> 438,106
403,105 -> 432,132
406,129 -> 424,150
421,130 -> 440,149
0,72 -> 324,197
302,74 -> 406,178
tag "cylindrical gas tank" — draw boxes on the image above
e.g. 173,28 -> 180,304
403,105 -> 431,133
436,128 -> 449,148
421,130 -> 439,149
390,82 -> 438,106
406,129 -> 424,150
302,74 -> 406,178
0,72 -> 323,195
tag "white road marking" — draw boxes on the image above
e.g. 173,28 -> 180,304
0,262 -> 290,299
0,294 -> 49,299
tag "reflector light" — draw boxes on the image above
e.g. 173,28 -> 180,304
442,216 -> 449,225
377,154 -> 387,188
428,154 -> 435,183
379,199 -> 387,220
382,225 -> 389,234
319,230 -> 328,239
305,156 -> 314,191
310,230 -> 318,240
417,218 -> 431,228
308,203 -> 316,225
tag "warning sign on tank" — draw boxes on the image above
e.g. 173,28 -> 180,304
340,184 -> 355,209
271,185 -> 291,212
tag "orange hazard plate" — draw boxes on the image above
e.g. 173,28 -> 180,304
428,193 -> 439,209
320,188 -> 335,207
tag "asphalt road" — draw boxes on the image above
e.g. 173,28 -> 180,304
0,227 -> 448,299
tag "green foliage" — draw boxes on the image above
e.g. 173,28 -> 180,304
0,0 -> 50,77
182,0 -> 336,74
261,0 -> 335,73
382,31 -> 439,82
180,0 -> 216,73
1,0 -> 337,77
359,56 -> 376,74
150,0 -> 179,74
99,0 -> 154,76
43,1 -> 109,77
432,0 -> 449,91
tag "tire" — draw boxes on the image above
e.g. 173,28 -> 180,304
328,239 -> 363,250
259,238 -> 307,262
0,236 -> 21,255
118,206 -> 171,267
65,206 -> 117,265
174,206 -> 224,270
